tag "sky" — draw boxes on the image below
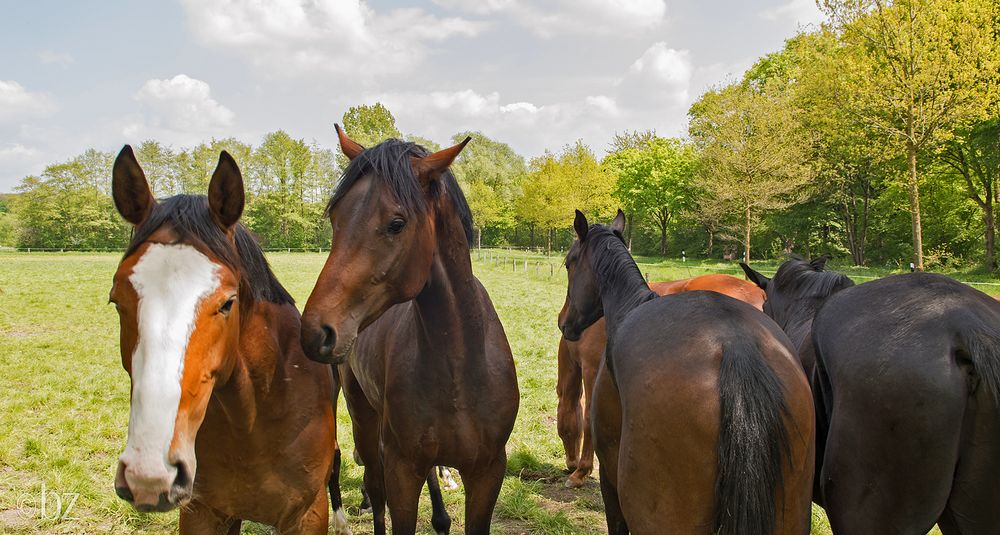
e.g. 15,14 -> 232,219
0,0 -> 825,193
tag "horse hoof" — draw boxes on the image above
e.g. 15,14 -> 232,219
333,506 -> 352,535
565,475 -> 585,489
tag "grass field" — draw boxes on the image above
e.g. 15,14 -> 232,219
0,250 -> 976,533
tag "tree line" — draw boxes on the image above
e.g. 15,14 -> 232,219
3,0 -> 999,271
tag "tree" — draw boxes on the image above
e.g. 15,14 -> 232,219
689,82 -> 812,263
819,0 -> 1000,270
938,119 -> 1000,270
515,141 -> 614,253
177,138 -> 253,193
449,131 -> 526,247
606,137 -> 696,255
248,131 -> 324,248
134,140 -> 180,197
339,103 -> 402,169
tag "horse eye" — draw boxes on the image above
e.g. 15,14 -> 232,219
219,297 -> 236,316
387,218 -> 406,234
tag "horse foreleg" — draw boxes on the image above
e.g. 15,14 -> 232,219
556,337 -> 584,475
460,454 -> 506,535
179,499 -> 239,535
598,464 -> 628,535
278,488 -> 329,535
568,355 -> 600,488
328,448 -> 352,535
426,467 -> 452,534
381,451 -> 427,535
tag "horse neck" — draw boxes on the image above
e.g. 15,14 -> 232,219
411,203 -> 486,376
590,236 -> 656,343
210,300 -> 292,431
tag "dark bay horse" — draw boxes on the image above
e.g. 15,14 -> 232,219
557,274 -> 766,488
109,146 -> 348,533
559,210 -> 814,534
300,127 -> 519,534
754,263 -> 1000,533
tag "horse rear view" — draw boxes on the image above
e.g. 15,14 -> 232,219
559,210 -> 814,534
811,273 -> 1000,534
556,274 -> 767,488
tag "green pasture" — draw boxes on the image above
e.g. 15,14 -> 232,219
0,250 -> 976,533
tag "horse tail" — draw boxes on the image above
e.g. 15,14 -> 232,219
958,318 -> 1000,410
713,339 -> 791,535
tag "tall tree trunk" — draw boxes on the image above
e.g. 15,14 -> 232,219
626,212 -> 633,252
743,203 -> 752,264
546,228 -> 552,255
529,224 -> 535,249
476,226 -> 482,250
706,228 -> 714,257
906,135 -> 924,270
985,201 -> 996,270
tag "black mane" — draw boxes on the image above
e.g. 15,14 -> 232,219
326,139 -> 474,247
771,256 -> 854,301
766,256 -> 854,345
586,224 -> 657,310
124,194 -> 293,306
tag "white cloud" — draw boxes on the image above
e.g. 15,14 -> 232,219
180,0 -> 485,76
761,0 -> 826,27
0,81 -> 56,122
434,0 -> 666,36
125,75 -> 234,145
617,43 -> 693,106
0,143 -> 41,162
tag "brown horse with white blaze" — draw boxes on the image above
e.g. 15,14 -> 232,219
300,127 -> 518,535
557,274 -> 766,488
109,146 -> 348,534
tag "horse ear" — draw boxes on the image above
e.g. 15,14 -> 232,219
335,124 -> 365,161
810,255 -> 831,271
208,151 -> 245,229
740,262 -> 770,290
414,137 -> 470,185
610,209 -> 626,236
574,210 -> 589,241
112,145 -> 156,225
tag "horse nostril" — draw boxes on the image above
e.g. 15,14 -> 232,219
115,485 -> 134,502
172,460 -> 191,490
321,324 -> 336,352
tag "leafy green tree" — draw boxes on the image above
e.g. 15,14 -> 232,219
339,103 -> 402,169
449,131 -> 526,247
516,141 -> 614,252
938,118 -> 1000,270
819,0 -> 1000,270
606,137 -> 696,255
689,82 -> 812,263
177,138 -> 253,193
134,140 -> 180,197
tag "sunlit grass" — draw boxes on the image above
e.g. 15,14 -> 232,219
0,251 -> 960,533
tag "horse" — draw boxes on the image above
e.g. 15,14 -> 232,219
557,274 -> 766,488
740,257 -> 854,377
109,146 -> 349,534
299,127 -> 519,535
559,210 -> 814,534
755,264 -> 1000,533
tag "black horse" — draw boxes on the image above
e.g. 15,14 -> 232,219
747,259 -> 1000,534
740,257 -> 854,377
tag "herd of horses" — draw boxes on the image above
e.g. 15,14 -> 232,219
105,128 -> 1000,534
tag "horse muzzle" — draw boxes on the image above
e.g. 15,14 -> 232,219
114,457 -> 193,512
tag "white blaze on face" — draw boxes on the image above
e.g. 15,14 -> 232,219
120,243 -> 220,481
